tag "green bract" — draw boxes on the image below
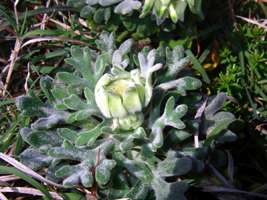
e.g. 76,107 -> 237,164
16,35 -> 238,200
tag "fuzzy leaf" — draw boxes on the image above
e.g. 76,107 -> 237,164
31,111 -> 68,130
149,97 -> 187,151
157,157 -> 192,177
20,148 -> 52,170
66,109 -> 97,123
84,87 -> 96,106
95,159 -> 116,185
40,76 -> 54,103
152,177 -> 188,200
118,38 -> 133,55
75,122 -> 107,146
80,5 -> 95,18
85,0 -> 98,6
115,153 -> 153,183
204,118 -> 236,146
163,97 -> 187,128
16,95 -> 45,117
166,130 -> 192,146
175,77 -> 202,96
49,140 -> 115,187
205,93 -> 227,117
125,181 -> 149,199
56,164 -> 94,187
63,94 -> 89,110
57,128 -> 78,143
99,0 -> 122,6
119,127 -> 146,152
166,46 -> 189,77
20,129 -> 63,149
49,146 -> 92,161
56,72 -> 89,87
95,53 -> 110,81
138,49 -> 156,77
51,86 -> 68,100
65,46 -> 96,88
96,32 -> 115,54
114,0 -> 142,15
94,8 -> 105,23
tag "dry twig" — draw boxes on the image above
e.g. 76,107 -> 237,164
48,18 -> 92,39
0,175 -> 20,182
21,36 -> 88,48
0,153 -> 64,188
40,0 -> 51,30
2,38 -> 21,96
0,192 -> 8,200
236,15 -> 267,31
24,63 -> 30,93
0,187 -> 63,200
14,0 -> 20,30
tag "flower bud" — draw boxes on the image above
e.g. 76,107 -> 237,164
95,68 -> 148,119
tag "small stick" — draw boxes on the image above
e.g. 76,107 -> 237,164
48,18 -> 93,39
2,38 -> 21,96
0,175 -> 20,182
40,0 -> 51,30
0,153 -> 64,188
0,187 -> 63,200
0,58 -> 7,64
194,135 -> 199,148
236,16 -> 267,32
14,0 -> 20,30
0,192 -> 8,200
24,63 -> 30,93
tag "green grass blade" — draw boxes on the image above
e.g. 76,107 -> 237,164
0,5 -> 17,30
186,50 -> 210,84
0,166 -> 53,200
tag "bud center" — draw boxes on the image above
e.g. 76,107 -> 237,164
106,79 -> 133,96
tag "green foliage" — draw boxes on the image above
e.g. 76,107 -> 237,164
214,23 -> 267,118
0,166 -> 53,200
66,0 -> 203,40
1,1 -> 267,200
141,0 -> 203,23
0,100 -> 29,153
67,0 -> 203,23
16,34 -> 238,199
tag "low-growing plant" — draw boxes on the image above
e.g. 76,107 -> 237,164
67,0 -> 203,23
16,34 -> 238,199
66,0 -> 203,40
214,23 -> 267,119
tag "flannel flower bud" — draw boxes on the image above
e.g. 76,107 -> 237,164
95,69 -> 146,118
94,68 -> 152,130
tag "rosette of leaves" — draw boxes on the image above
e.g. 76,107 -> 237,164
67,0 -> 158,39
66,0 -> 203,39
16,35 -> 237,199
